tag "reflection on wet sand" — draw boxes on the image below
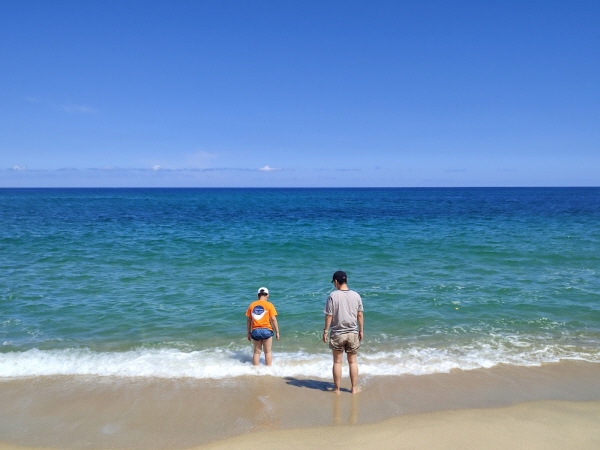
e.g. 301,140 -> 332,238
332,393 -> 358,425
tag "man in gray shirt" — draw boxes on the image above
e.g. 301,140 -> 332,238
322,271 -> 364,394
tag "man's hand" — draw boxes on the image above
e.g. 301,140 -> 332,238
358,331 -> 363,342
275,331 -> 280,340
247,332 -> 252,341
322,330 -> 328,343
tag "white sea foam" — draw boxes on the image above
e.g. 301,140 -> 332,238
1,344 -> 599,379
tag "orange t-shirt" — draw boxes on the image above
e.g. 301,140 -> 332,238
246,299 -> 277,331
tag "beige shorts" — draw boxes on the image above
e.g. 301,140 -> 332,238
329,332 -> 360,354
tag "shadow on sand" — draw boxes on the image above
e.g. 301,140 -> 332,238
284,377 -> 351,393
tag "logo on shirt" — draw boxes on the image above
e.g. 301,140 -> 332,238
252,305 -> 266,320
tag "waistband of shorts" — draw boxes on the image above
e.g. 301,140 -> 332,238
329,330 -> 359,337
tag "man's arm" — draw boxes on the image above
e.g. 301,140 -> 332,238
247,316 -> 252,341
357,311 -> 364,341
322,314 -> 332,343
271,316 -> 280,340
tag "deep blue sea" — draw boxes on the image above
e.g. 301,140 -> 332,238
1,188 -> 599,379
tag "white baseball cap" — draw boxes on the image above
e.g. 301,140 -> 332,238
257,287 -> 269,295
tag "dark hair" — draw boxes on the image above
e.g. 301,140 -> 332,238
332,270 -> 348,284
257,291 -> 269,298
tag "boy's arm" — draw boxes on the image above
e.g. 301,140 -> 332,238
271,316 -> 280,340
247,316 -> 252,341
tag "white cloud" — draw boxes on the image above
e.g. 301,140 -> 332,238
152,165 -> 161,171
259,165 -> 282,172
12,165 -> 26,171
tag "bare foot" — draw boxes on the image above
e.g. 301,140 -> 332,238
351,387 -> 361,394
333,388 -> 341,394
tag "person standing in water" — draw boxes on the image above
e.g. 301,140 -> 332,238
246,287 -> 280,366
323,271 -> 364,393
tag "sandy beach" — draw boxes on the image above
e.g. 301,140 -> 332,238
1,361 -> 600,449
1,400 -> 599,450
199,400 -> 600,450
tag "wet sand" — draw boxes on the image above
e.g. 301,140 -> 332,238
1,361 -> 600,449
2,401 -> 600,450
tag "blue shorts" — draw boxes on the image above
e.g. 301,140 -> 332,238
251,328 -> 274,341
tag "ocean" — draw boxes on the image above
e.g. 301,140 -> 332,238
1,187 -> 599,380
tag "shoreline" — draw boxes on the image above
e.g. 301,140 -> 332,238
1,361 -> 600,449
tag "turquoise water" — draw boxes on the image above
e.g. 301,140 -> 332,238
1,188 -> 599,378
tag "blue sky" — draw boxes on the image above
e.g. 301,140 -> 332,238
1,1 -> 599,187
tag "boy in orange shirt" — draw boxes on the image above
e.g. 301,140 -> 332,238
246,287 -> 280,366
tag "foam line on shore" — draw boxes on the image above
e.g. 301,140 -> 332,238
1,345 -> 600,379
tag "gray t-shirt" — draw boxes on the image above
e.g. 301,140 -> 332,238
324,289 -> 363,337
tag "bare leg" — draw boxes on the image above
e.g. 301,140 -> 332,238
252,339 -> 262,366
262,337 -> 273,366
347,352 -> 359,393
332,350 -> 343,394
